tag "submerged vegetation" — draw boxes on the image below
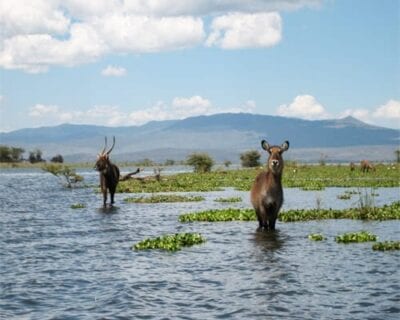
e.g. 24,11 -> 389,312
124,194 -> 204,203
133,233 -> 206,251
335,231 -> 377,243
117,164 -> 400,193
179,201 -> 400,223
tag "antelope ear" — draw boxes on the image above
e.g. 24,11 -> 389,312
261,140 -> 270,151
281,141 -> 289,152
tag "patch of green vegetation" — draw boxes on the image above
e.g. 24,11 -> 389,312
132,233 -> 206,251
214,197 -> 242,203
335,231 -> 377,243
179,208 -> 256,223
308,233 -> 326,241
70,203 -> 86,209
179,201 -> 400,223
117,164 -> 400,193
372,241 -> 400,251
124,194 -> 204,203
279,201 -> 400,222
337,193 -> 351,200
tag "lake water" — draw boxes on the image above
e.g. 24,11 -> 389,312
1,168 -> 399,319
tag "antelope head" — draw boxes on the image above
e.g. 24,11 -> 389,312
261,140 -> 289,174
95,136 -> 116,173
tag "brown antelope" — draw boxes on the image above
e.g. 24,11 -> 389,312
251,140 -> 289,230
95,136 -> 120,207
360,160 -> 375,173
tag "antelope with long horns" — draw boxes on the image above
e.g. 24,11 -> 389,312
95,136 -> 120,207
251,140 -> 289,230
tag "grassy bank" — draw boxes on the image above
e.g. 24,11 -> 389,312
118,164 -> 400,193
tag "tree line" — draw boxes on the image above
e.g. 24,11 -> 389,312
0,145 -> 64,164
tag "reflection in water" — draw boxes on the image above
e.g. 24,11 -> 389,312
97,205 -> 119,214
252,229 -> 284,252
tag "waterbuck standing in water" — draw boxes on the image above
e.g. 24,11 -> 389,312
95,136 -> 120,207
250,140 -> 289,230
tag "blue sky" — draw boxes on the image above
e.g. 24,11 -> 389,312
0,0 -> 399,132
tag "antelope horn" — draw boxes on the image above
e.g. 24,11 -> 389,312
106,136 -> 116,155
100,136 -> 108,155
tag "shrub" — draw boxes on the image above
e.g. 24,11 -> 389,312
186,153 -> 214,173
240,150 -> 261,168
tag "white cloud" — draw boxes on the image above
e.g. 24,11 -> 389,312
373,99 -> 400,119
339,99 -> 400,129
206,12 -> 282,49
277,94 -> 330,120
29,104 -> 60,117
26,96 -> 256,127
101,65 -> 127,77
0,0 -> 320,72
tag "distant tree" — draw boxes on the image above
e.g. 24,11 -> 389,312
186,153 -> 214,173
51,154 -> 64,163
224,160 -> 232,168
10,147 -> 25,162
240,150 -> 261,167
135,158 -> 155,167
395,149 -> 400,164
0,146 -> 25,162
0,145 -> 12,162
164,159 -> 175,166
29,149 -> 44,163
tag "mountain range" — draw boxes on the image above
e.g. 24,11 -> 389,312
1,113 -> 399,163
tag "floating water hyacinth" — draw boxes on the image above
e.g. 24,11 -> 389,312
214,197 -> 242,203
372,241 -> 400,251
124,194 -> 204,203
179,208 -> 256,223
70,203 -> 86,209
308,233 -> 326,241
133,233 -> 206,252
335,231 -> 377,243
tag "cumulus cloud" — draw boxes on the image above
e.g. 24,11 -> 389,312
26,96 -> 256,127
372,99 -> 400,119
339,99 -> 400,128
101,65 -> 127,77
0,0 -> 319,72
206,12 -> 282,49
277,95 -> 330,120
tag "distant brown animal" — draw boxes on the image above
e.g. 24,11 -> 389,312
95,136 -> 120,207
360,160 -> 375,173
349,162 -> 356,171
251,140 -> 289,230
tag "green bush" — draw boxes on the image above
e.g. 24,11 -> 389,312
240,150 -> 261,168
186,153 -> 214,173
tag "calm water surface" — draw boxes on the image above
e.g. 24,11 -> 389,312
1,169 -> 399,319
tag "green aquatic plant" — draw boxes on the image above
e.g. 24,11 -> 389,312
70,203 -> 86,209
335,231 -> 377,243
180,201 -> 400,223
372,241 -> 400,251
133,233 -> 206,251
337,193 -> 351,200
179,208 -> 256,222
124,194 -> 204,203
308,233 -> 326,241
214,197 -> 242,203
